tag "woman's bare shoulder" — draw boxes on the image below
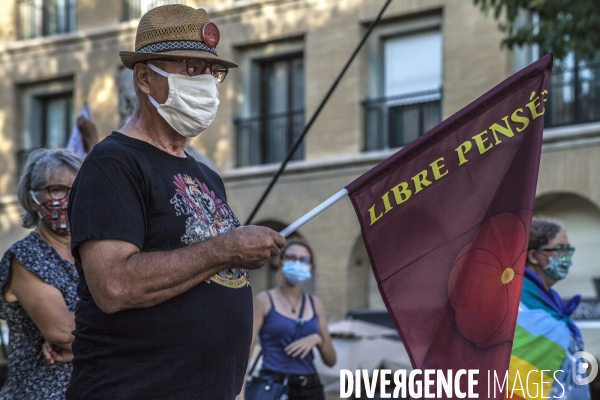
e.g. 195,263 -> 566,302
254,290 -> 273,310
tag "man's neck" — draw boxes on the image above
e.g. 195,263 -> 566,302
120,104 -> 188,157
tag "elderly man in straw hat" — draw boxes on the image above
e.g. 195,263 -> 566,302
66,4 -> 285,399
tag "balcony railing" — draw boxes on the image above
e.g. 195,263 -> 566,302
122,0 -> 182,21
363,89 -> 442,151
545,62 -> 600,127
235,110 -> 305,167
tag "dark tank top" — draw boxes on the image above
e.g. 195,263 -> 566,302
259,291 -> 320,375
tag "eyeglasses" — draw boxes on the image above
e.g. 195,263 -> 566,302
540,245 -> 575,256
283,254 -> 312,264
151,58 -> 228,82
31,185 -> 71,200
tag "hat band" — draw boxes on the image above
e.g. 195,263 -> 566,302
137,40 -> 218,56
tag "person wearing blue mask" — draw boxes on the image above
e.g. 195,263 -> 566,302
241,240 -> 336,400
508,217 -> 591,400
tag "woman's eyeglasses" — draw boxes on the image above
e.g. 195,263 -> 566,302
31,185 -> 71,200
151,58 -> 228,82
282,254 -> 311,264
540,245 -> 575,256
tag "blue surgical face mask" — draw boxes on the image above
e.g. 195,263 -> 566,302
544,255 -> 572,281
282,260 -> 312,286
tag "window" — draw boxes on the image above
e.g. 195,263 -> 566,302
545,52 -> 600,127
19,0 -> 76,39
235,54 -> 305,167
512,11 -> 600,129
122,0 -> 182,21
18,80 -> 74,172
39,94 -> 73,148
364,30 -> 442,151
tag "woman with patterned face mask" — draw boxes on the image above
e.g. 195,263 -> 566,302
506,217 -> 591,400
527,220 -> 575,287
240,240 -> 336,400
0,149 -> 83,398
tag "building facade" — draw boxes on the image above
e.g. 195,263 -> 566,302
0,0 -> 598,362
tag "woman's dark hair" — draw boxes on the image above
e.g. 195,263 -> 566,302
279,239 -> 315,269
528,217 -> 565,251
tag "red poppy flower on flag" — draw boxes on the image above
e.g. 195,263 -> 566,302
345,55 -> 553,398
448,211 -> 529,348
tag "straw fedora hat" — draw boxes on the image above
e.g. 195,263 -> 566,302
119,4 -> 237,69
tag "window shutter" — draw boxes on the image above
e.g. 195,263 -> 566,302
384,31 -> 442,97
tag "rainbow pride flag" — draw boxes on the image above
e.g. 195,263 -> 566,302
506,269 -> 590,399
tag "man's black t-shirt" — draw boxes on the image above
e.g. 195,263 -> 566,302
67,132 -> 252,400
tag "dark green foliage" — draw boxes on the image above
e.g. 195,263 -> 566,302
474,0 -> 600,61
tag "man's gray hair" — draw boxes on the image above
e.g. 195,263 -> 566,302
17,148 -> 82,228
528,216 -> 565,251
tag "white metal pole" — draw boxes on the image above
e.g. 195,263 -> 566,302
279,188 -> 349,237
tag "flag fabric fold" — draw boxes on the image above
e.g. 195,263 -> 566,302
345,54 -> 553,399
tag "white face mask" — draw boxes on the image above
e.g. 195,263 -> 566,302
147,63 -> 220,138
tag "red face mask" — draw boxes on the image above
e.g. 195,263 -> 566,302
31,194 -> 70,236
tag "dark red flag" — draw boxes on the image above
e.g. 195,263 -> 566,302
345,54 -> 553,399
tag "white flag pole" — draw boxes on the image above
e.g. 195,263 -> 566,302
279,188 -> 349,237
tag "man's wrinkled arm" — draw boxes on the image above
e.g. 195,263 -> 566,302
80,225 -> 285,314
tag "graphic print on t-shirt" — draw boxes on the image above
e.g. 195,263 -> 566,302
171,173 -> 249,288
